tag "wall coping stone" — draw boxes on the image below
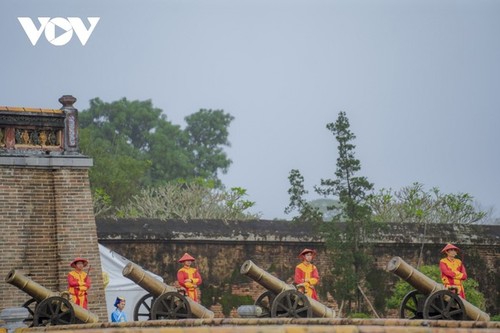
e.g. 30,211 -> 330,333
0,155 -> 92,168
96,219 -> 500,245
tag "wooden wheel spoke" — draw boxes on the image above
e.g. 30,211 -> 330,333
285,295 -> 293,310
423,290 -> 465,321
173,302 -> 185,313
404,304 -> 417,313
134,294 -> 154,321
295,307 -> 309,314
34,297 -> 75,326
271,290 -> 311,318
430,302 -> 443,314
155,310 -> 169,317
400,290 -> 424,319
428,313 -> 444,320
151,292 -> 191,320
449,308 -> 464,316
174,312 -> 189,318
54,301 -> 63,315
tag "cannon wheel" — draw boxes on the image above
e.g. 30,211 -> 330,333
22,298 -> 37,327
399,290 -> 426,319
33,296 -> 75,326
423,290 -> 466,320
254,291 -> 275,317
270,290 -> 312,318
134,293 -> 155,321
150,292 -> 192,320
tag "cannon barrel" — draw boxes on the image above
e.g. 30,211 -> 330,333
387,256 -> 490,321
122,262 -> 177,296
122,262 -> 214,319
5,269 -> 99,323
240,260 -> 335,318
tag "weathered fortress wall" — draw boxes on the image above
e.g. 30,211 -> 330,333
97,219 -> 500,316
0,97 -> 107,320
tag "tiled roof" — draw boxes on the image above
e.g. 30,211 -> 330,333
0,106 -> 63,114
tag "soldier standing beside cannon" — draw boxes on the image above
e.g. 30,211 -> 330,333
67,257 -> 92,309
439,243 -> 468,299
177,253 -> 202,303
294,248 -> 320,300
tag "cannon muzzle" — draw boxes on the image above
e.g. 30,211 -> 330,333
240,260 -> 295,294
5,269 -> 99,324
122,262 -> 176,296
5,269 -> 58,302
240,260 -> 335,318
122,262 -> 214,319
387,256 -> 489,321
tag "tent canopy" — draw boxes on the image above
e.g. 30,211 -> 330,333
99,244 -> 163,321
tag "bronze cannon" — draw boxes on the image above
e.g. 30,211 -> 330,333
5,269 -> 99,327
240,260 -> 335,318
387,256 -> 490,321
122,262 -> 214,320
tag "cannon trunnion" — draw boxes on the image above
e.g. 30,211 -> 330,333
387,256 -> 490,321
240,260 -> 335,318
122,262 -> 214,320
5,269 -> 99,327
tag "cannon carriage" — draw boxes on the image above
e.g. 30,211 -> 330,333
122,262 -> 214,321
5,269 -> 99,327
387,256 -> 490,321
240,260 -> 335,318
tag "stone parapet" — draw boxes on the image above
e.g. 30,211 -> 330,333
96,219 -> 500,246
12,318 -> 500,332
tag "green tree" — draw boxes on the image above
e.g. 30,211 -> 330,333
367,183 -> 487,224
367,183 -> 487,267
285,169 -> 323,223
117,179 -> 260,221
79,98 -> 235,210
79,126 -> 151,208
184,109 -> 234,182
315,111 -> 375,315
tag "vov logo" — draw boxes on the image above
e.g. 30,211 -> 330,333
18,17 -> 100,46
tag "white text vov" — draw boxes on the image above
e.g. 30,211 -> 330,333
18,17 -> 100,46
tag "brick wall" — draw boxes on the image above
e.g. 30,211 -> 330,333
97,219 -> 499,316
0,166 -> 107,320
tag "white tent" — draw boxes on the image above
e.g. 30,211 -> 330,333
99,244 -> 163,322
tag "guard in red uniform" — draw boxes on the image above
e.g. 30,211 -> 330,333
177,253 -> 202,303
294,248 -> 320,300
439,243 -> 467,299
67,257 -> 91,309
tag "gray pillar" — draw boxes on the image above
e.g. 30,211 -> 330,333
59,95 -> 79,154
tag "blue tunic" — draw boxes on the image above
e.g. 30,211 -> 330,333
111,309 -> 127,322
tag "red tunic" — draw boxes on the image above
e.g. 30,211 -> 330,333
439,257 -> 467,299
294,262 -> 319,300
177,267 -> 202,302
67,270 -> 91,309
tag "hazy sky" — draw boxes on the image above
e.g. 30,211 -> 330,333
2,0 -> 499,220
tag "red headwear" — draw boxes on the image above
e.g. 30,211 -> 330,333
298,248 -> 317,259
70,257 -> 89,268
178,253 -> 196,263
441,243 -> 460,253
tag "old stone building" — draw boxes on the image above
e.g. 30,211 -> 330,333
0,96 -> 107,320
